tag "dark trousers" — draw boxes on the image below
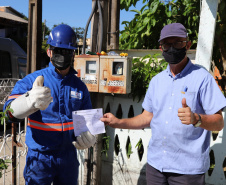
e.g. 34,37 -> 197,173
146,163 -> 205,185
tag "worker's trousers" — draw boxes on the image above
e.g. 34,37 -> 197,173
24,147 -> 79,185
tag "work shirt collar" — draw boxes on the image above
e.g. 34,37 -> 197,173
166,58 -> 192,79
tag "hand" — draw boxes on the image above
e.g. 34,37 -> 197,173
27,76 -> 52,110
178,98 -> 196,125
9,76 -> 52,119
72,131 -> 96,150
100,113 -> 120,128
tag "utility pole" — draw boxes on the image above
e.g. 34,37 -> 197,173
27,0 -> 42,74
84,2 -> 110,185
86,1 -> 120,184
90,0 -> 109,53
91,0 -> 120,51
108,0 -> 120,50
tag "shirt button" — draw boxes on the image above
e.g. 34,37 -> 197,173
169,107 -> 172,110
164,137 -> 166,139
172,93 -> 174,96
166,121 -> 168,124
164,151 -> 166,153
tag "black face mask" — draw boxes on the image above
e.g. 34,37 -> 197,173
51,53 -> 73,70
162,47 -> 187,64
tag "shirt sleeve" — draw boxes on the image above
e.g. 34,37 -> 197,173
3,76 -> 33,111
142,80 -> 153,113
199,74 -> 226,115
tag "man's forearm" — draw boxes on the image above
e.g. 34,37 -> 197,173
198,111 -> 224,131
117,110 -> 153,129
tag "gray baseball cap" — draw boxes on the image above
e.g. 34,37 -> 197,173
159,23 -> 187,42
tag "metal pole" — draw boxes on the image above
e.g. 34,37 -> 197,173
11,122 -> 17,185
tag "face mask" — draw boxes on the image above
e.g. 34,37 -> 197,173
51,53 -> 73,70
162,47 -> 187,64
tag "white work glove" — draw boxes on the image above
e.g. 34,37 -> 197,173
10,76 -> 52,119
72,131 -> 96,150
26,76 -> 52,110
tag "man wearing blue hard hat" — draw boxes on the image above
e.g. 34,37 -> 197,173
101,23 -> 226,184
4,24 -> 95,185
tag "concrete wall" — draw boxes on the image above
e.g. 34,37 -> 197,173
99,95 -> 226,185
112,49 -> 196,64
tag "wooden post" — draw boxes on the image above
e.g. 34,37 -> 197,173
108,0 -> 120,50
27,0 -> 42,74
90,92 -> 105,185
82,92 -> 105,185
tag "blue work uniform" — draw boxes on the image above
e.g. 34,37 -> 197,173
4,62 -> 92,185
142,59 -> 226,175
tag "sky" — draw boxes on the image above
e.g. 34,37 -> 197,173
1,0 -> 144,38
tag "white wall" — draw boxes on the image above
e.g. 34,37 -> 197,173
99,95 -> 226,185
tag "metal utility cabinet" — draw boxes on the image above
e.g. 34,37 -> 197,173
74,55 -> 100,92
99,55 -> 132,94
74,55 -> 132,94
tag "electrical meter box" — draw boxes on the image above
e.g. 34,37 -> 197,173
74,55 -> 99,92
99,56 -> 132,94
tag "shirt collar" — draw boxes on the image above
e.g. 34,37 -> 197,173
166,58 -> 192,78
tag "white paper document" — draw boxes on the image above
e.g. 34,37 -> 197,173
72,108 -> 105,136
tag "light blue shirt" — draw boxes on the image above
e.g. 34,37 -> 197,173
142,60 -> 226,174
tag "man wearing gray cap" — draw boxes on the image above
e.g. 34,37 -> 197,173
101,23 -> 226,184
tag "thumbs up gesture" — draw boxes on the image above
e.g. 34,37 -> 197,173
178,98 -> 196,125
28,76 -> 52,110
33,76 -> 44,87
9,76 -> 52,119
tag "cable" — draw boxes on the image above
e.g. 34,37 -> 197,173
82,0 -> 97,54
97,0 -> 103,53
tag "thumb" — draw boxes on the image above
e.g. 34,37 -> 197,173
33,76 -> 44,88
182,98 -> 188,108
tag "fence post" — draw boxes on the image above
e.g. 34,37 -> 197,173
11,122 -> 17,185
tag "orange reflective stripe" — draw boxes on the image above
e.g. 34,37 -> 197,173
28,118 -> 62,131
63,122 -> 74,131
28,118 -> 74,131
28,123 -> 62,131
8,94 -> 21,100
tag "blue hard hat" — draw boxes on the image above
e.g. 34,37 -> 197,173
47,24 -> 77,50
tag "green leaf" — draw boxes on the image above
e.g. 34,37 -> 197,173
152,19 -> 156,27
150,1 -> 159,14
143,17 -> 150,26
130,9 -> 141,14
137,25 -> 146,33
